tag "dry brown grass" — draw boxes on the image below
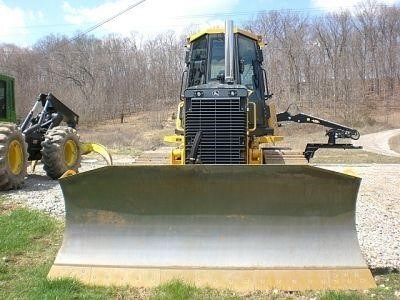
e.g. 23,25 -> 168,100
77,108 -> 400,163
0,199 -> 22,215
78,109 -> 176,154
371,109 -> 400,128
389,134 -> 400,154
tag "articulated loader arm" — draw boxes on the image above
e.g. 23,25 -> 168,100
276,110 -> 362,161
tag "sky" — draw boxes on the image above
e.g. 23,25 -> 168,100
1,0 -> 399,47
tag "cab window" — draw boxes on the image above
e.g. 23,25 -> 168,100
188,36 -> 207,86
209,35 -> 225,81
237,35 -> 257,90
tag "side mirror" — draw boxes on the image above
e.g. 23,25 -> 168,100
184,49 -> 190,66
256,49 -> 264,63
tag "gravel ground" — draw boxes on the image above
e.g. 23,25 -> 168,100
1,158 -> 399,271
0,154 -> 136,217
317,164 -> 400,270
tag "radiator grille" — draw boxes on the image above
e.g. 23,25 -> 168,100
185,97 -> 246,164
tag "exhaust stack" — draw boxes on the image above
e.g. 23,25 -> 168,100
224,20 -> 234,83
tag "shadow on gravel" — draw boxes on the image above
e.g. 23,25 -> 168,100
372,267 -> 400,276
21,174 -> 60,191
0,175 -> 59,195
26,174 -> 53,180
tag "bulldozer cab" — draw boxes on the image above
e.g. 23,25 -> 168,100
0,74 -> 17,122
172,22 -> 277,164
186,28 -> 267,92
185,27 -> 271,119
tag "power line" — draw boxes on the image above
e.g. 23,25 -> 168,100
42,0 -> 146,54
68,0 -> 146,43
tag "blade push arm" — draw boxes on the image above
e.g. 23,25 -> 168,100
276,110 -> 362,161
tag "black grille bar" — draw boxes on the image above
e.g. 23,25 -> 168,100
185,97 -> 246,164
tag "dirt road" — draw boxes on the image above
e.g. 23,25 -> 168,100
355,128 -> 400,157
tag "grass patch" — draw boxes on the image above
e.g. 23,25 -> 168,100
151,280 -> 240,300
152,280 -> 204,300
152,279 -> 198,299
0,201 -> 114,299
320,291 -> 364,299
0,209 -> 56,255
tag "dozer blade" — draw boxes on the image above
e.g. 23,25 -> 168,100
48,165 -> 375,291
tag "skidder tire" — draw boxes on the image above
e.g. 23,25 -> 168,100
41,126 -> 81,179
0,123 -> 28,190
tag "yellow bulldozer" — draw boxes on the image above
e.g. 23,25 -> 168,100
48,21 -> 376,291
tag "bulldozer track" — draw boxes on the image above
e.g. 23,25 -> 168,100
263,149 -> 308,165
134,147 -> 172,165
134,147 -> 309,165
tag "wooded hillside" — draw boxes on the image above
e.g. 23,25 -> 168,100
0,1 -> 399,126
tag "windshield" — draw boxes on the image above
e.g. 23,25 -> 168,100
209,35 -> 225,81
187,33 -> 259,88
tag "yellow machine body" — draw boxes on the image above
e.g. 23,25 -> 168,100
48,22 -> 375,291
